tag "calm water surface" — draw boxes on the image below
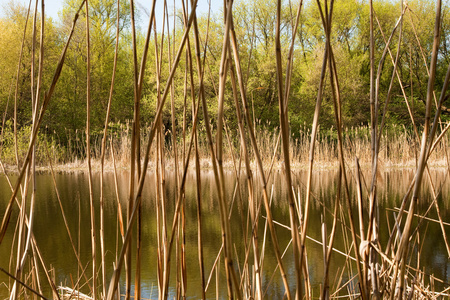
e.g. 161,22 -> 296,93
0,169 -> 449,298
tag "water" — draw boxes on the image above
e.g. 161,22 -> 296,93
0,169 -> 449,298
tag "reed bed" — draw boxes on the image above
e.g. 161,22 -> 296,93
1,0 -> 450,299
3,122 -> 448,171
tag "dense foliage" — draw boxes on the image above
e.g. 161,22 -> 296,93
0,0 -> 449,158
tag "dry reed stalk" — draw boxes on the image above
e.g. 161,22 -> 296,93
13,0 -> 33,169
213,1 -> 241,297
183,2 -> 209,296
392,2 -> 443,298
364,14 -> 407,267
0,0 -> 86,246
125,0 -> 138,298
0,267 -> 48,300
83,1 -> 97,298
321,165 -> 342,299
369,6 -> 406,298
130,3 -> 158,296
227,60 -> 261,299
179,2 -> 194,292
156,6 -> 171,299
97,0 -> 121,296
151,13 -> 166,298
274,0 -> 302,298
1,5 -> 32,285
106,3 -> 199,298
110,140 -> 125,240
226,5 -> 292,298
161,89 -> 204,299
165,2 -> 186,295
43,144 -> 92,293
316,1 -> 368,298
373,11 -> 420,147
297,0 -> 329,295
9,0 -> 43,297
194,126 -> 206,299
186,0 -> 244,297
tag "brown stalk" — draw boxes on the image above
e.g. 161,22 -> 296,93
84,1 -> 97,298
1,188 -> 61,300
228,51 -> 261,299
151,13 -> 166,298
0,268 -> 48,300
283,0 -> 303,111
321,165 -> 342,300
110,140 -> 125,240
274,0 -> 301,298
393,1 -> 442,298
194,118 -> 206,299
106,3 -> 199,298
161,68 -> 204,300
186,0 -> 244,297
13,0 -> 32,168
330,50 -> 367,300
298,0 -> 330,295
164,2 -> 185,295
132,1 -> 159,299
126,1 -> 138,298
98,0 -> 120,296
10,0 -> 44,297
373,12 -> 420,154
182,1 -> 210,296
127,2 -> 158,299
0,0 -> 85,250
213,0 -> 240,297
227,7 -> 292,299
316,1 -> 367,298
368,6 -> 406,299
44,143 -> 92,293
157,4 -> 171,298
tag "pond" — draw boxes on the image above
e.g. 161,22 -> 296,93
0,169 -> 449,298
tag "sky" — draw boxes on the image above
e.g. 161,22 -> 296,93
0,0 -> 220,28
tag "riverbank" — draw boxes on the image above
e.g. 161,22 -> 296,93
3,155 -> 449,175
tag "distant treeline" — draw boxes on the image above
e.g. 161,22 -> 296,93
1,0 -> 449,150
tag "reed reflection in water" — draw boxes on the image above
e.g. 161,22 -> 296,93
0,169 -> 449,298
